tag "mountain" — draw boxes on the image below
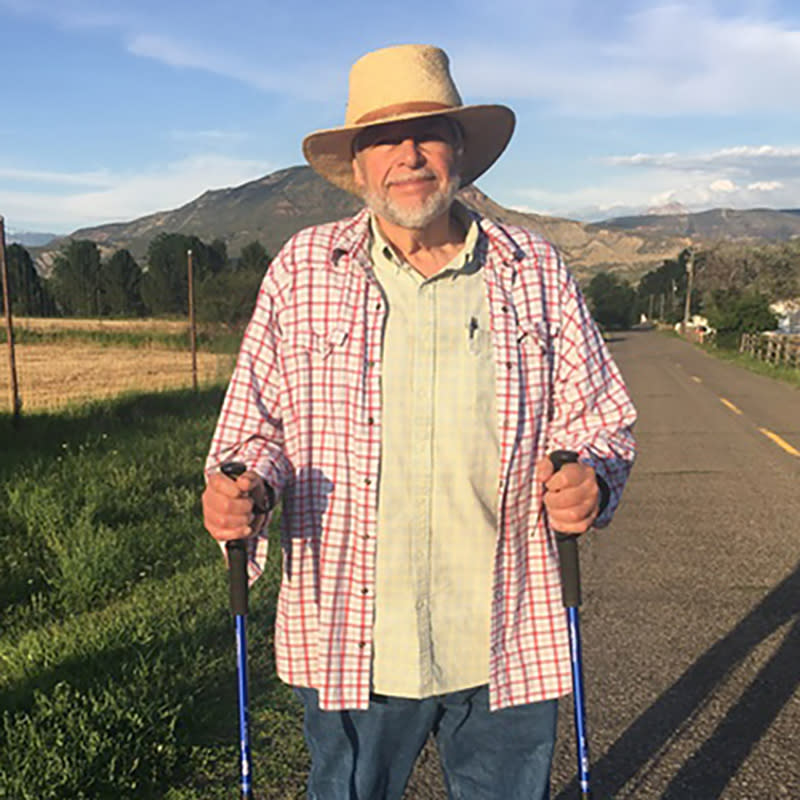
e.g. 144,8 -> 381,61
597,208 -> 800,242
645,202 -> 689,216
6,230 -> 58,247
41,165 -> 691,284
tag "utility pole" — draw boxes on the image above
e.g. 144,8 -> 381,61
0,216 -> 21,424
187,249 -> 198,392
682,249 -> 694,336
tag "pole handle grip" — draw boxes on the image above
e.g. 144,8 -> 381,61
221,461 -> 249,617
549,450 -> 582,609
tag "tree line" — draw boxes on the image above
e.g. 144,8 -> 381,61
585,239 -> 800,345
1,234 -> 271,324
5,231 -> 798,340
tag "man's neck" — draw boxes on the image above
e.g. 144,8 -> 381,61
374,207 -> 466,279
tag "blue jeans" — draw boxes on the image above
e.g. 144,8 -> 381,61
294,685 -> 557,800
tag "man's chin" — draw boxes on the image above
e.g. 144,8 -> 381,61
365,180 -> 460,230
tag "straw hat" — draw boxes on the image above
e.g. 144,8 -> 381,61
302,44 -> 515,195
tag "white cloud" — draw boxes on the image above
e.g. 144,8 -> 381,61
125,33 -> 338,100
0,166 -> 114,187
10,0 -> 800,115
606,145 -> 800,170
516,140 -> 800,219
748,180 -> 783,191
457,4 -> 800,114
0,154 -> 273,232
710,179 -> 737,193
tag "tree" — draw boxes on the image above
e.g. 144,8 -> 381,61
51,240 -> 103,316
636,253 -> 690,324
705,289 -> 778,347
141,233 -> 225,315
586,272 -> 636,330
238,241 -> 270,274
101,249 -> 145,316
1,244 -> 56,316
209,238 -> 228,274
195,270 -> 264,324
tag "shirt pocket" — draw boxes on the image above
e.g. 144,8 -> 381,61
517,321 -> 559,422
280,323 -> 353,430
466,308 -> 493,357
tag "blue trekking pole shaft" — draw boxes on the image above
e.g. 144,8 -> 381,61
550,450 -> 591,800
221,462 -> 254,800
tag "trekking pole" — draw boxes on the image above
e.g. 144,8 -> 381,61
221,461 -> 254,800
549,450 -> 591,800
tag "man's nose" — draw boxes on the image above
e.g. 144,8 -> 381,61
396,137 -> 425,166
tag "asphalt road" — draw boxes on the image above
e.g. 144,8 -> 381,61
404,330 -> 800,799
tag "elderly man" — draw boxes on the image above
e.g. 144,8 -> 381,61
203,44 -> 636,800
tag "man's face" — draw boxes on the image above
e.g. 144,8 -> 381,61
351,116 -> 462,230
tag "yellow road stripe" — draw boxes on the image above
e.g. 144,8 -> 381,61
720,397 -> 743,415
759,428 -> 800,457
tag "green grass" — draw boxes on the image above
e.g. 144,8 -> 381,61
0,389 -> 308,799
700,344 -> 800,389
659,328 -> 800,389
0,324 -> 245,354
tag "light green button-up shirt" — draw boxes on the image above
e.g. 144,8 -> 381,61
370,208 -> 500,697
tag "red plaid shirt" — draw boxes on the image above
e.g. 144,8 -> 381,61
206,205 -> 636,711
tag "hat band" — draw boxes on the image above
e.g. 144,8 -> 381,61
354,101 -> 454,125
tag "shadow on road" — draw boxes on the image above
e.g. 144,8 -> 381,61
555,562 -> 800,799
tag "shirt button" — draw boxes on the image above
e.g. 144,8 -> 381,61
367,416 -> 375,425
361,587 -> 369,595
506,361 -> 514,369
358,641 -> 367,649
502,305 -> 509,312
365,478 -> 372,486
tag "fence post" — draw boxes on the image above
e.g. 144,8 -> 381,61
0,216 -> 21,424
187,249 -> 198,392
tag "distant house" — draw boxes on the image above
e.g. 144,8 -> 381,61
770,299 -> 800,335
674,315 -> 713,343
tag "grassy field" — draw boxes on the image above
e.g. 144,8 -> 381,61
0,317 -> 242,412
0,388 -> 309,799
702,341 -> 800,388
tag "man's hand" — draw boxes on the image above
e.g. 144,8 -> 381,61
202,469 -> 268,542
537,456 -> 600,535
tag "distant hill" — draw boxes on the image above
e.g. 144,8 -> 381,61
7,230 -> 58,247
38,166 -> 690,285
597,208 -> 800,242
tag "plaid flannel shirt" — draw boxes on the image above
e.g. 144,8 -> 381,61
206,205 -> 637,711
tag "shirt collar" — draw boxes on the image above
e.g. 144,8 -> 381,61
368,202 -> 480,276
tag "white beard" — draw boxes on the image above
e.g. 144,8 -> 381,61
362,171 -> 461,230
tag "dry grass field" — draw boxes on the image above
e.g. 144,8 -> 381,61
1,318 -> 236,412
12,316 -> 195,335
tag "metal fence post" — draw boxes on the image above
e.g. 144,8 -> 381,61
0,216 -> 22,424
187,249 -> 198,392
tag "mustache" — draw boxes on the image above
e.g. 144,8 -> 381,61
386,169 -> 437,186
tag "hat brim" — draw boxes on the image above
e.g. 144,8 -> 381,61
302,104 -> 515,195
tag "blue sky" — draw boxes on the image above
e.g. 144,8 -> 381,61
2,0 -> 800,234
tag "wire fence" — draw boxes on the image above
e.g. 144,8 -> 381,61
0,224 -> 237,415
0,317 -> 237,414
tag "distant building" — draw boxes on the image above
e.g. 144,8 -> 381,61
770,299 -> 800,335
